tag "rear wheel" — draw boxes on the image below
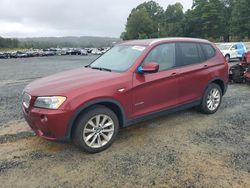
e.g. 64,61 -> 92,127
73,105 -> 119,153
199,83 -> 222,114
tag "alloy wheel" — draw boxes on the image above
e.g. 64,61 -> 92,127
83,114 -> 114,149
207,88 -> 221,111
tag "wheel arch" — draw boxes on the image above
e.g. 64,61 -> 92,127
66,98 -> 126,139
206,77 -> 227,95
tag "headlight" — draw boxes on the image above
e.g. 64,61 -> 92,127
34,96 -> 66,109
22,93 -> 31,109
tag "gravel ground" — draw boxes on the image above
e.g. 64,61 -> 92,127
0,55 -> 97,125
0,56 -> 250,187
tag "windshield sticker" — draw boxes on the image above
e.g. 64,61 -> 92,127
132,46 -> 146,51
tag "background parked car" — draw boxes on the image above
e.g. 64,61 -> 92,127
91,48 -> 103,55
0,52 -> 8,59
59,48 -> 68,55
66,48 -> 81,55
86,48 -> 93,53
80,49 -> 88,55
9,52 -> 17,58
42,49 -> 56,56
16,51 -> 28,58
217,42 -> 247,61
25,51 -> 36,57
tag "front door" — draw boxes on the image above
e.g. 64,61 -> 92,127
132,43 -> 180,118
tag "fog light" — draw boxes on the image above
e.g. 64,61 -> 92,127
40,115 -> 48,123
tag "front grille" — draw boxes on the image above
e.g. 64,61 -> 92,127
22,93 -> 31,109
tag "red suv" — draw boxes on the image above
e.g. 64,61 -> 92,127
22,38 -> 228,153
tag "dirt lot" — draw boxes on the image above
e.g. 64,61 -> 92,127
0,56 -> 250,187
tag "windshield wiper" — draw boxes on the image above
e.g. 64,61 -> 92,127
90,66 -> 112,72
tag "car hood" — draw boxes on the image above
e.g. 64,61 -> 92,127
24,67 -> 123,96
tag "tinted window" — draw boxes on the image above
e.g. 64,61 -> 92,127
201,44 -> 216,60
143,43 -> 175,71
176,43 -> 203,66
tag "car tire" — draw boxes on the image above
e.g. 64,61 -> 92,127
72,105 -> 119,153
225,55 -> 230,62
199,83 -> 222,114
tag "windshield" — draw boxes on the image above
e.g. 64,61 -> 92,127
217,44 -> 232,50
90,45 -> 146,72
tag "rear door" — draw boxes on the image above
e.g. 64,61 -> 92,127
132,43 -> 180,118
176,42 -> 211,104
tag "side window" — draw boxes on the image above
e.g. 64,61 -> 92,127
176,43 -> 203,66
232,45 -> 237,49
143,43 -> 175,71
201,44 -> 216,60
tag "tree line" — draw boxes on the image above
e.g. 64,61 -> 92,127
0,37 -> 19,49
121,0 -> 250,42
0,36 -> 120,49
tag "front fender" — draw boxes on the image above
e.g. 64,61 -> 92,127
65,98 -> 126,139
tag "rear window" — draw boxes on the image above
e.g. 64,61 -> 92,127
201,44 -> 216,60
176,42 -> 204,66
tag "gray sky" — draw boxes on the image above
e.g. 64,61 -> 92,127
0,0 -> 192,38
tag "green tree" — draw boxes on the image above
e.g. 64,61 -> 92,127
230,0 -> 250,40
0,37 -> 19,49
126,8 -> 155,39
183,8 -> 203,38
183,0 -> 226,41
161,3 -> 184,37
136,1 -> 164,24
221,0 -> 233,41
121,1 -> 164,40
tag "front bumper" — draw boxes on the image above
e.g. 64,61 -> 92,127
22,105 -> 72,141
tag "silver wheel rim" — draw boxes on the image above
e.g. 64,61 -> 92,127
83,114 -> 114,149
207,88 -> 221,111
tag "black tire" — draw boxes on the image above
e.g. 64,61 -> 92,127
199,83 -> 222,114
225,54 -> 230,62
72,105 -> 119,153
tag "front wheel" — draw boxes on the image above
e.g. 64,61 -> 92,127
199,83 -> 222,114
73,105 -> 119,153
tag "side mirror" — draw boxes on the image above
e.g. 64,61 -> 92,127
137,62 -> 159,74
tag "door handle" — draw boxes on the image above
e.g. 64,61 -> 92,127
170,72 -> 178,77
203,64 -> 208,68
